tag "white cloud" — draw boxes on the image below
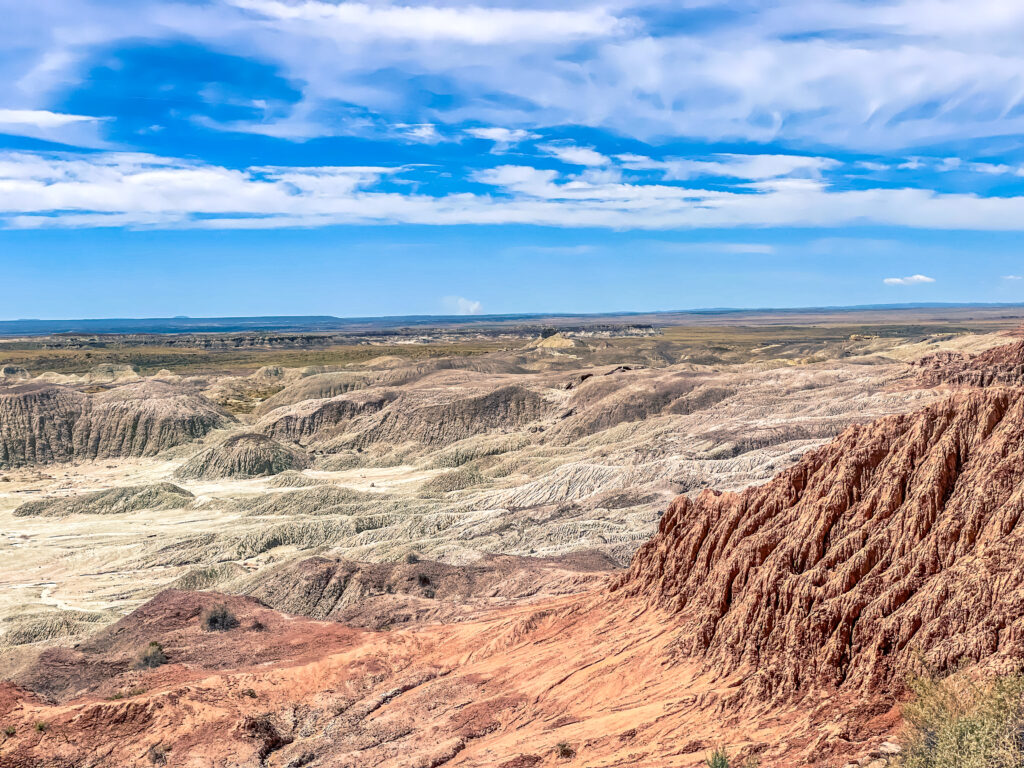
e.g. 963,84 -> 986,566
14,151 -> 1024,233
443,296 -> 482,315
1002,274 -> 1023,280
464,127 -> 539,153
883,274 -> 936,285
394,123 -> 443,144
539,144 -> 610,167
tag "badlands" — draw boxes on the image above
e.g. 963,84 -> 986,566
2,312 -> 1024,766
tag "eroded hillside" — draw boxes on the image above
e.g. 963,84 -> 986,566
7,342 -> 1024,766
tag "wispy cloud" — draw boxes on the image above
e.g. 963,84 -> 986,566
1002,274 -> 1023,280
883,274 -> 936,285
465,127 -> 539,153
539,144 -> 610,167
0,109 -> 107,147
226,0 -> 628,44
618,153 -> 838,181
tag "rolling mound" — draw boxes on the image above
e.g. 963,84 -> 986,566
174,433 -> 309,479
253,371 -> 372,415
232,552 -> 616,628
258,390 -> 397,442
0,381 -> 230,468
12,483 -> 193,517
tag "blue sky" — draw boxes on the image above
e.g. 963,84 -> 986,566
3,0 -> 1024,318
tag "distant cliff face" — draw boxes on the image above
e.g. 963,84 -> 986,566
0,381 -> 230,468
616,387 -> 1024,701
916,338 -> 1024,387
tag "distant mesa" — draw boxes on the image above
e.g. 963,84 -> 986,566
175,433 -> 310,480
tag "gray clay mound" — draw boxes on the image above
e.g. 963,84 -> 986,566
13,482 -> 194,517
175,433 -> 309,480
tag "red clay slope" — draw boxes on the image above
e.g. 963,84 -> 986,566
7,388 -> 1024,766
916,337 -> 1024,387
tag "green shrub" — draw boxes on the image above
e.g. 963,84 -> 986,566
137,641 -> 168,669
35,722 -> 48,733
3,725 -> 14,737
706,747 -> 730,768
703,747 -> 758,768
202,604 -> 239,632
897,671 -> 1024,768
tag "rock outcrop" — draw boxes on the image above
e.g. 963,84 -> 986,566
0,381 -> 230,468
916,338 -> 1024,387
175,433 -> 309,479
616,386 -> 1024,701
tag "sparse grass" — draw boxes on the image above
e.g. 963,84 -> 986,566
897,670 -> 1024,768
0,340 -> 505,376
137,641 -> 168,669
202,604 -> 239,632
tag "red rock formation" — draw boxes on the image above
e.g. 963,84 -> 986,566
916,338 -> 1024,387
617,387 -> 1024,701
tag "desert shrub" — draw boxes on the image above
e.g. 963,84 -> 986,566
250,619 -> 267,632
3,725 -> 14,737
404,551 -> 420,564
148,743 -> 170,765
202,604 -> 239,632
137,641 -> 168,669
35,722 -> 48,733
556,742 -> 575,759
108,688 -> 147,701
703,747 -> 758,768
897,671 -> 1024,768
